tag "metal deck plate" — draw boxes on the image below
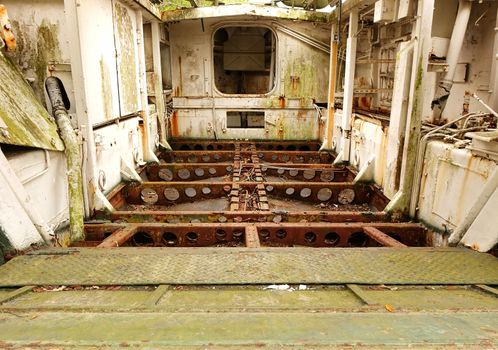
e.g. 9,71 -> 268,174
0,247 -> 497,286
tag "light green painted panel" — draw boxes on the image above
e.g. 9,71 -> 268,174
0,53 -> 64,151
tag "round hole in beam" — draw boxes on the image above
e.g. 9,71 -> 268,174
276,229 -> 287,239
317,188 -> 333,202
185,187 -> 197,198
201,187 -> 212,195
286,145 -> 296,151
132,231 -> 155,246
233,230 -> 244,240
324,232 -> 340,246
195,168 -> 205,177
299,145 -> 310,151
217,145 -> 223,150
276,145 -> 284,150
141,188 -> 158,204
186,231 -> 198,243
202,155 -> 211,162
259,229 -> 270,240
164,188 -> 180,201
213,154 -> 221,161
194,144 -> 203,150
215,229 -> 227,240
285,187 -> 295,196
162,232 -> 178,246
178,168 -> 191,180
347,232 -> 367,247
158,168 -> 174,181
320,171 -> 335,182
295,156 -> 304,163
300,188 -> 312,198
207,145 -> 214,150
282,155 -> 290,162
289,169 -> 298,177
303,169 -> 316,180
304,232 -> 317,243
338,188 -> 355,205
187,156 -> 198,163
180,145 -> 190,150
208,167 -> 217,175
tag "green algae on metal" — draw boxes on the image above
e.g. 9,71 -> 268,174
0,52 -> 64,151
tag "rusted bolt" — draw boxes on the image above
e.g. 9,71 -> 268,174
304,232 -> 316,243
186,232 -> 198,243
324,232 -> 340,246
162,232 -> 178,246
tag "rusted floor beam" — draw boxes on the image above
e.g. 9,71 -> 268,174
97,226 -> 137,248
245,225 -> 261,248
363,226 -> 407,248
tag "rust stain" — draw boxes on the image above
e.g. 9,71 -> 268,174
278,96 -> 286,108
170,110 -> 179,138
0,5 -> 16,52
178,56 -> 183,96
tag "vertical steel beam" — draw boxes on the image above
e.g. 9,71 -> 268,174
323,22 -> 338,151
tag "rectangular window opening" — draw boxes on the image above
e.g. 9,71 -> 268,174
226,111 -> 265,129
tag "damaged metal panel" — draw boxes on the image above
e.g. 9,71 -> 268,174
0,53 -> 64,151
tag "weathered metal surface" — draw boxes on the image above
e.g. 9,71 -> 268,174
168,140 -> 321,151
84,222 -> 427,248
159,150 -> 334,163
162,4 -> 331,23
1,247 -> 498,286
109,210 -> 389,224
0,52 -> 64,150
363,226 -> 407,248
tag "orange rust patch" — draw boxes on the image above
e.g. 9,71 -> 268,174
170,111 -> 179,138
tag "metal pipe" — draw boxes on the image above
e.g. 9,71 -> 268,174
336,8 -> 358,163
272,22 -> 330,54
432,0 -> 472,121
45,77 -> 85,243
470,92 -> 498,118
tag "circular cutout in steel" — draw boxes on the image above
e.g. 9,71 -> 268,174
132,231 -> 154,246
276,229 -> 287,239
164,188 -> 180,201
295,156 -> 304,163
338,188 -> 355,205
303,169 -> 316,180
347,232 -> 367,247
141,188 -> 158,204
259,229 -> 270,240
215,229 -> 227,240
317,188 -> 333,202
226,166 -> 233,173
324,232 -> 340,246
320,170 -> 335,182
218,216 -> 228,223
258,153 -> 264,159
261,165 -> 268,172
300,188 -> 312,198
272,215 -> 282,223
223,185 -> 231,193
271,155 -> 278,161
174,157 -> 184,163
202,155 -> 211,162
304,232 -> 317,243
285,187 -> 295,196
266,185 -> 274,192
282,155 -> 290,162
208,167 -> 217,175
194,144 -> 203,150
289,169 -> 299,177
185,187 -> 197,198
158,168 -> 174,181
195,168 -> 205,177
206,145 -> 214,151
201,187 -> 211,195
277,168 -> 285,175
187,156 -> 198,163
186,231 -> 198,243
178,168 -> 191,180
162,232 -> 178,246
233,230 -> 243,240
213,154 -> 221,161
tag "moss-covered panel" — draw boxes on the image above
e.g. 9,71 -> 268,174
114,2 -> 139,115
0,52 -> 64,151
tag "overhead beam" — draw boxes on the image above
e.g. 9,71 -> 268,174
162,4 -> 331,23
